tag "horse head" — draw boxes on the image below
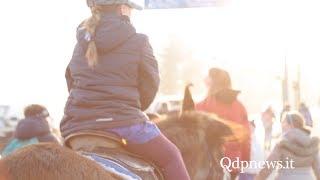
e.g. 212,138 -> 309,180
155,83 -> 249,179
151,84 -> 234,179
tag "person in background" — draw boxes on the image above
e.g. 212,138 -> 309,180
196,67 -> 251,180
255,111 -> 320,180
280,103 -> 290,122
261,107 -> 275,151
299,102 -> 313,128
15,104 -> 59,143
2,104 -> 60,156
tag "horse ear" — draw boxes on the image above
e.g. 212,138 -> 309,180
181,83 -> 195,112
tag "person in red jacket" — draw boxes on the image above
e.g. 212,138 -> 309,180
196,67 -> 251,180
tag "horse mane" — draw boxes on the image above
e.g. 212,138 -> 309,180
179,83 -> 250,143
1,143 -> 120,180
156,111 -> 233,178
210,114 -> 250,143
157,111 -> 233,151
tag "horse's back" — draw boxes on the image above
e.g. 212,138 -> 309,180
2,143 -> 120,180
65,131 -> 163,180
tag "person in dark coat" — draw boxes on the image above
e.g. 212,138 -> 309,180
261,106 -> 275,151
60,1 -> 190,179
15,104 -> 59,143
299,102 -> 313,127
196,67 -> 251,180
2,104 -> 60,156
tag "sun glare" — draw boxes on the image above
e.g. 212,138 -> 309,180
1,1 -> 320,127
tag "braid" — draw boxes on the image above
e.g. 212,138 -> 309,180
83,6 -> 101,67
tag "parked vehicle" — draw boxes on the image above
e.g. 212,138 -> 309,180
0,105 -> 23,134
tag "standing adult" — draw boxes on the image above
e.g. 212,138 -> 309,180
261,107 -> 275,151
196,67 -> 251,180
299,102 -> 313,128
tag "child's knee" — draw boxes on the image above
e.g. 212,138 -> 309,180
164,144 -> 183,163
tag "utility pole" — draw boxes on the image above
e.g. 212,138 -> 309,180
282,54 -> 289,106
293,64 -> 301,109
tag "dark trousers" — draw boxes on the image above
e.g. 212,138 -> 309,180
126,133 -> 190,180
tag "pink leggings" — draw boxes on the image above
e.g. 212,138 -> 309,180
125,133 -> 190,180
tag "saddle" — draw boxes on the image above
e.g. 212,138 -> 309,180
64,130 -> 163,180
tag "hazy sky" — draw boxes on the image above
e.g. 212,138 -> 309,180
1,0 -> 320,126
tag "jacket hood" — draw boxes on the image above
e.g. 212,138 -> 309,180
14,117 -> 51,140
77,14 -> 136,54
279,128 -> 319,157
214,88 -> 240,105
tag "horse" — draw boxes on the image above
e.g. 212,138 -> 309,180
0,85 -> 248,180
1,112 -> 235,180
